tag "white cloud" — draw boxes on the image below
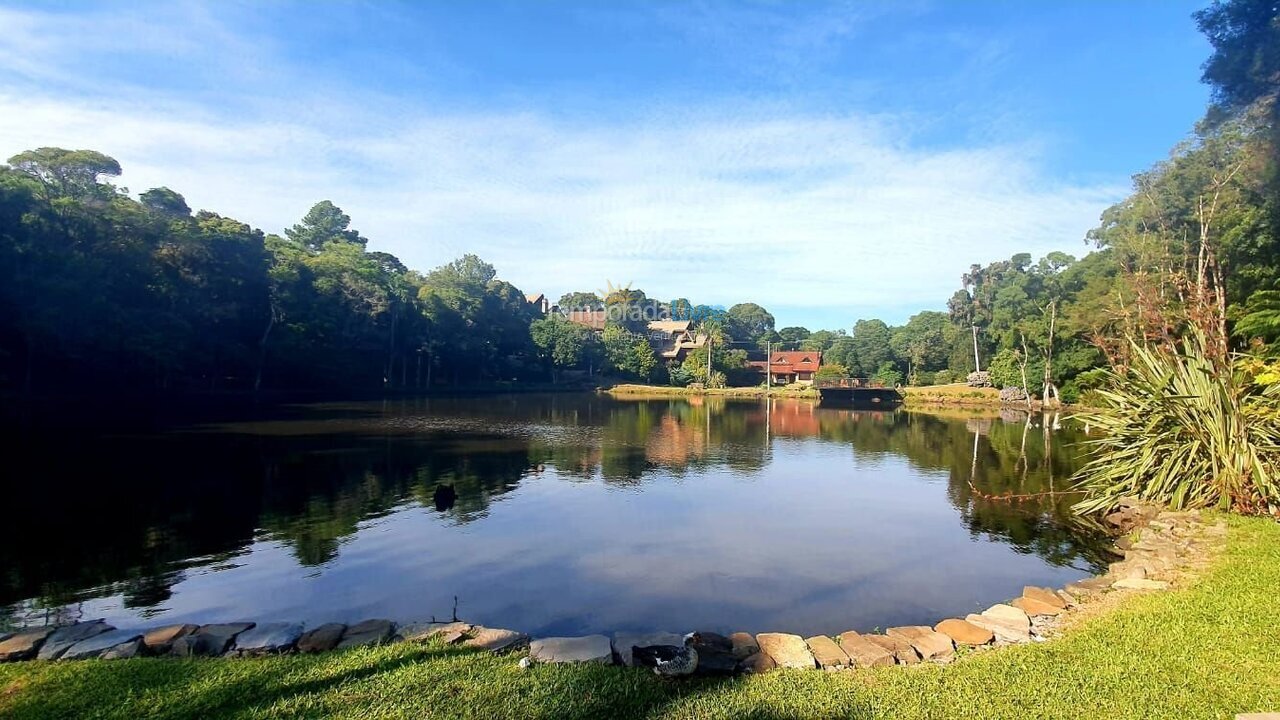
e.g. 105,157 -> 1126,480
0,3 -> 1124,327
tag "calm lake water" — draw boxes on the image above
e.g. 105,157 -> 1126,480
2,394 -> 1108,636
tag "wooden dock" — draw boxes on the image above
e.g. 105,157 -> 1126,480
814,379 -> 903,408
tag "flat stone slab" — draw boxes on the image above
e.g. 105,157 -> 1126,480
755,633 -> 815,669
612,632 -> 684,667
1065,576 -> 1113,597
462,627 -> 528,654
886,626 -> 954,662
729,632 -> 758,660
193,623 -> 255,655
169,635 -> 210,657
398,621 -> 472,643
1109,561 -> 1148,580
1022,586 -> 1067,610
965,613 -> 1029,643
529,635 -> 613,664
232,623 -> 303,656
336,619 -> 394,649
935,619 -> 993,646
60,629 -> 144,661
0,627 -> 56,662
1011,597 -> 1063,617
1113,578 -> 1170,590
143,624 -> 198,653
982,603 -> 1030,627
101,638 -> 144,660
38,621 -> 113,660
837,631 -> 894,668
298,623 -> 346,653
864,634 -> 919,665
804,635 -> 850,669
737,651 -> 776,674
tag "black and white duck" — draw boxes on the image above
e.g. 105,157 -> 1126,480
631,644 -> 698,677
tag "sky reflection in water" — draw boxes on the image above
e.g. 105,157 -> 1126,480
2,395 -> 1107,636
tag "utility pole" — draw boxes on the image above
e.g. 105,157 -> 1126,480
766,340 -> 772,395
707,332 -> 713,385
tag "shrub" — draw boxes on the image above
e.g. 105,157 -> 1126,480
668,362 -> 695,387
814,363 -> 849,381
932,369 -> 956,385
1072,334 -> 1280,515
873,362 -> 903,387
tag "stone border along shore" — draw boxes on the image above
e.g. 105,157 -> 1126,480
0,503 -> 1225,674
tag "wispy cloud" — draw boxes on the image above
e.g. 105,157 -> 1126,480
0,2 -> 1124,327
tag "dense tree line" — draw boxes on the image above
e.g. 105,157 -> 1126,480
0,152 -> 543,394
2,1 -> 1274,399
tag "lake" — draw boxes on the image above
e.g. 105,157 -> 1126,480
1,394 -> 1108,637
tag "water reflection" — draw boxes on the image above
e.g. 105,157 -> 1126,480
1,395 -> 1107,634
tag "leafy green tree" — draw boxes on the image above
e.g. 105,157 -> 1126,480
557,291 -> 602,311
852,319 -> 895,376
530,314 -> 590,380
725,303 -> 775,343
813,363 -> 849,381
8,147 -> 121,201
872,361 -> 903,388
602,324 -> 656,381
890,311 -> 949,385
1195,0 -> 1280,122
285,200 -> 367,250
139,187 -> 191,217
777,326 -> 810,344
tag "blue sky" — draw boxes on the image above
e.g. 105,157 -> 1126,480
0,0 -> 1211,328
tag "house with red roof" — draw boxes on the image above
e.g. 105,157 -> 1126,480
749,350 -> 823,385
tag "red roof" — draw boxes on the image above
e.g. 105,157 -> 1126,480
749,351 -> 822,374
566,309 -> 608,331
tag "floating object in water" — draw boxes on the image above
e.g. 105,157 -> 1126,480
433,484 -> 456,511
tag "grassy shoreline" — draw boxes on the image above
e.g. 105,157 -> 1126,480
604,383 -> 1085,413
605,383 -> 820,399
3,516 -> 1277,719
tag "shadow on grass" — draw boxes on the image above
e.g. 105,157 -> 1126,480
1,642 -> 764,720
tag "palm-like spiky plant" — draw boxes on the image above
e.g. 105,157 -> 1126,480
1071,331 -> 1280,515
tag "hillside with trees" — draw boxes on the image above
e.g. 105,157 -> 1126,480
1,1 -> 1276,401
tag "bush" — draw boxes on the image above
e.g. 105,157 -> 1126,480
1072,334 -> 1280,515
873,362 -> 903,387
668,362 -> 695,387
932,369 -> 956,385
814,363 -> 849,381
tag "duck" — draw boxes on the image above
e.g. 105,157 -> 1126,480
631,644 -> 698,677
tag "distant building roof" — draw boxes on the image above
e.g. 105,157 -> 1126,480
749,351 -> 823,374
566,309 -> 609,331
647,320 -> 693,335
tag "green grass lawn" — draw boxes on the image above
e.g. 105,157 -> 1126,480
3,515 -> 1279,720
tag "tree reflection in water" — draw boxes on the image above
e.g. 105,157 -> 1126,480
2,395 -> 1106,628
